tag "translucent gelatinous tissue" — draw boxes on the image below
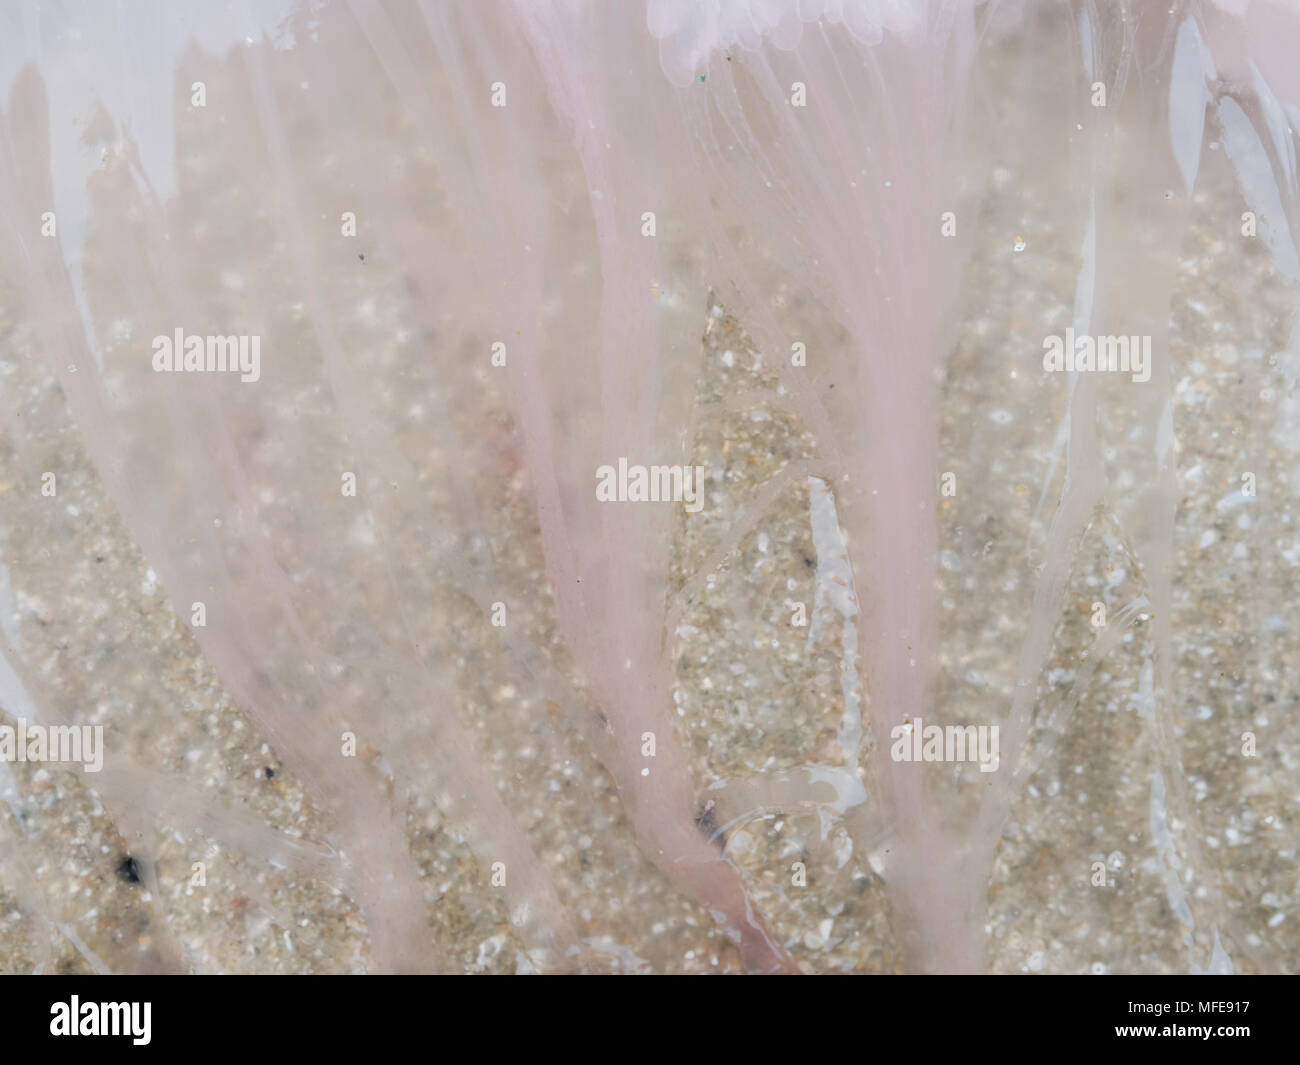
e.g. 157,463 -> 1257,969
0,0 -> 1297,973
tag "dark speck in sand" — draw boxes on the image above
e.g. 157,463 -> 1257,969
694,800 -> 725,850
